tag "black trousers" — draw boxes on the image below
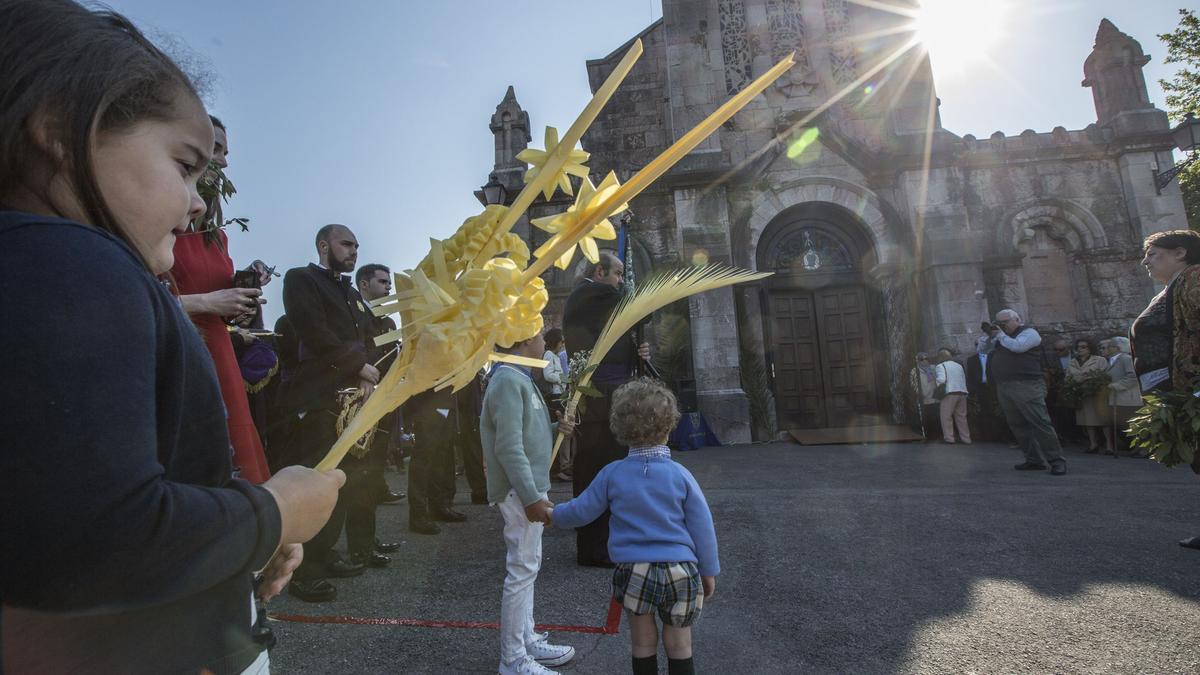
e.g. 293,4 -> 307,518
458,425 -> 487,499
573,419 -> 626,565
408,406 -> 457,519
286,409 -> 381,579
920,403 -> 943,440
1049,404 -> 1084,445
287,410 -> 345,581
341,450 -> 382,557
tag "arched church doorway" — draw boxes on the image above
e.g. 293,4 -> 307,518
758,203 -> 888,429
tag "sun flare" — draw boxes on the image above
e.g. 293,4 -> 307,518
915,0 -> 1007,75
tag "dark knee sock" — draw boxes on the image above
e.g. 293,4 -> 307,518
632,655 -> 658,675
667,657 -> 694,675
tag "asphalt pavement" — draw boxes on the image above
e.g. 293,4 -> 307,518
266,441 -> 1200,674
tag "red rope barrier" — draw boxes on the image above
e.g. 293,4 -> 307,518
269,598 -> 622,635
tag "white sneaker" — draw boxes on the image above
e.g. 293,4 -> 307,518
525,633 -> 576,667
498,655 -> 558,675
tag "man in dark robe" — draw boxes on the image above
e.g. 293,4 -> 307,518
344,263 -> 403,568
279,224 -> 378,601
562,252 -> 650,567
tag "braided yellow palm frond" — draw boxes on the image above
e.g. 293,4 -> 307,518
316,44 -> 795,472
551,264 -> 771,461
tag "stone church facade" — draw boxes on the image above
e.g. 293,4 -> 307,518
478,0 -> 1189,443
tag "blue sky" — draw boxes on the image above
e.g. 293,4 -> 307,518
102,0 -> 1189,322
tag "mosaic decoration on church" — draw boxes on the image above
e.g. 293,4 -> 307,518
719,0 -> 754,95
767,0 -> 813,75
315,39 -> 797,471
772,228 -> 855,272
823,0 -> 859,85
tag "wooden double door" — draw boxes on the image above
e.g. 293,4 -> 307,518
769,285 -> 881,429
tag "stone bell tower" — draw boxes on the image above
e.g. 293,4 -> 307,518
1082,19 -> 1180,244
488,86 -> 531,197
1082,19 -> 1168,136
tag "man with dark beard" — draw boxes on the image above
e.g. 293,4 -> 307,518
562,252 -> 650,567
279,224 -> 379,601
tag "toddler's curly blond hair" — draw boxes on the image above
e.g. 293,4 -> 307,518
609,377 -> 681,448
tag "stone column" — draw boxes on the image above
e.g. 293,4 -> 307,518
869,264 -> 915,424
981,258 -> 1028,325
675,185 -> 752,444
917,224 -> 994,353
1119,150 -> 1190,240
735,281 -> 777,441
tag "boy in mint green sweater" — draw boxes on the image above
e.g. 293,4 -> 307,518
481,332 -> 577,675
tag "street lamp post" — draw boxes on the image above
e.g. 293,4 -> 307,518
474,174 -> 508,207
1154,112 -> 1200,193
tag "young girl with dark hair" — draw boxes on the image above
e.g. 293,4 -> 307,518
0,1 -> 344,672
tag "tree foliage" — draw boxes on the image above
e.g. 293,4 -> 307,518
1159,8 -> 1200,227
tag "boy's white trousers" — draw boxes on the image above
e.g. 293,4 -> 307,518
498,490 -> 545,664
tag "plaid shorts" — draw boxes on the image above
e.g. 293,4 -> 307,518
612,561 -> 704,627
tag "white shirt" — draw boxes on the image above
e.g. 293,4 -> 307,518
997,326 -> 1042,354
542,349 -> 566,395
935,360 -> 968,394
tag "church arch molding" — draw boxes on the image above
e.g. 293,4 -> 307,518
747,176 -> 900,271
755,201 -> 876,279
997,198 -> 1108,253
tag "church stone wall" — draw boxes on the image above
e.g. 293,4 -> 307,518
906,124 -> 1181,353
480,0 -> 1189,441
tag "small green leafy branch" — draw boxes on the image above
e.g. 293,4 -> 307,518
1060,369 -> 1111,409
563,349 -> 602,419
1127,390 -> 1200,468
196,165 -> 249,245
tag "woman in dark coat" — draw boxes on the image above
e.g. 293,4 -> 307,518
1131,230 -> 1200,548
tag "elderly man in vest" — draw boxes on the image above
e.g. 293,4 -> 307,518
990,309 -> 1067,476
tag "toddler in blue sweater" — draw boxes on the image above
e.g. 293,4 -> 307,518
551,378 -> 719,675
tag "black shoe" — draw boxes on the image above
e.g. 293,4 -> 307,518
326,558 -> 366,578
288,579 -> 337,602
410,519 -> 441,535
430,506 -> 467,523
1014,462 -> 1048,471
578,558 -> 616,568
381,490 -> 406,505
375,539 -> 401,553
1179,536 -> 1200,550
471,493 -> 488,505
251,607 -> 277,649
1050,461 -> 1067,476
350,551 -> 391,568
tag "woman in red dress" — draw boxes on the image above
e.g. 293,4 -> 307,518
173,118 -> 272,484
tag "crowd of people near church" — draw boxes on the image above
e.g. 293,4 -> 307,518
0,4 -> 718,673
7,2 -> 1200,674
910,228 -> 1200,483
911,328 -> 1142,456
